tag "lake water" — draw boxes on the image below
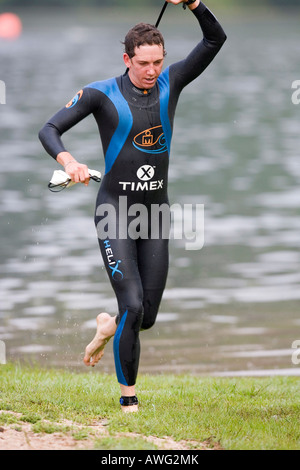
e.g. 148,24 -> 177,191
0,7 -> 300,377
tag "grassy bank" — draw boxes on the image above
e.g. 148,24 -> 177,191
0,363 -> 299,450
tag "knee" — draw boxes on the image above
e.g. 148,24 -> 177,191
126,298 -> 143,317
141,290 -> 163,331
123,302 -> 144,331
140,299 -> 159,331
141,310 -> 157,330
141,317 -> 156,330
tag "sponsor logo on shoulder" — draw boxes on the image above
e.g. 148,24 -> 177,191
66,90 -> 83,109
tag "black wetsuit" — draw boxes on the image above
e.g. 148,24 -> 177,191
39,3 -> 226,387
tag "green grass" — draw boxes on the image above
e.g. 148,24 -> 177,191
0,363 -> 299,450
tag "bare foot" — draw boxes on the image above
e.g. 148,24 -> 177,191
121,405 -> 139,413
83,312 -> 117,367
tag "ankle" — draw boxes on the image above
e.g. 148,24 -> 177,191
120,395 -> 138,407
120,395 -> 139,413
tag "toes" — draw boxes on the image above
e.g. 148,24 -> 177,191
84,349 -> 104,367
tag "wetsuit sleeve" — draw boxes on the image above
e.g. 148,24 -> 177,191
170,2 -> 227,90
38,87 -> 100,160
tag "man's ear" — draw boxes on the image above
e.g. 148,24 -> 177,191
123,53 -> 131,69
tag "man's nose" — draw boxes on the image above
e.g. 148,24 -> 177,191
146,65 -> 155,75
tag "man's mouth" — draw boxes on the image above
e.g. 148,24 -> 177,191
144,77 -> 156,86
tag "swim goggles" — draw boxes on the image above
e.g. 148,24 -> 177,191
48,169 -> 101,192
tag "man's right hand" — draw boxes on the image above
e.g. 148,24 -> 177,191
57,151 -> 90,186
166,0 -> 200,10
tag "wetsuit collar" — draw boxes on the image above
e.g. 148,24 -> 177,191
123,73 -> 154,96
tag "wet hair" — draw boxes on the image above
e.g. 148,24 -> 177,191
123,23 -> 166,59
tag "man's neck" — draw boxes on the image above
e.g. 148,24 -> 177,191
126,73 -> 154,96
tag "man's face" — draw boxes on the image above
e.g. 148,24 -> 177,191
124,44 -> 165,90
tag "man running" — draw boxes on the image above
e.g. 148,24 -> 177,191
39,0 -> 226,412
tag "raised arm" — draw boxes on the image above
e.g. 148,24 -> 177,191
167,0 -> 227,90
